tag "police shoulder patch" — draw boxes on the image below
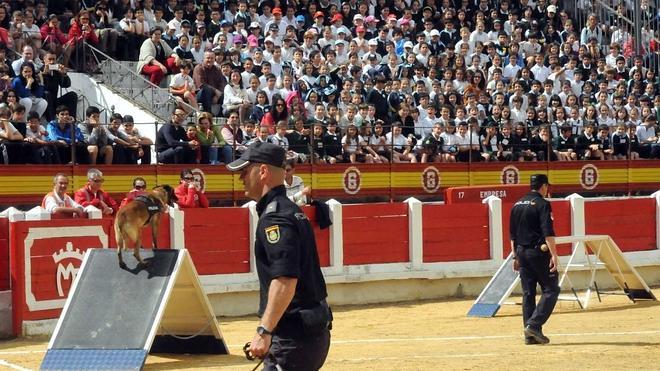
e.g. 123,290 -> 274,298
265,225 -> 280,244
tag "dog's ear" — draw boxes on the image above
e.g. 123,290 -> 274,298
163,184 -> 177,205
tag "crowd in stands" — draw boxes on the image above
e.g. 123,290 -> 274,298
0,0 -> 659,165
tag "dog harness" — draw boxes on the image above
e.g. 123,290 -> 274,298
134,195 -> 162,225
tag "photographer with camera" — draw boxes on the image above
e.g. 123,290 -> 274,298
42,51 -> 77,121
66,10 -> 99,72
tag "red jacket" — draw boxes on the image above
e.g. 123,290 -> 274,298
67,21 -> 99,44
74,185 -> 118,213
174,183 -> 209,208
40,23 -> 68,45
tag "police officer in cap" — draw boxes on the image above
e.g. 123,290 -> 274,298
510,174 -> 560,345
227,141 -> 331,370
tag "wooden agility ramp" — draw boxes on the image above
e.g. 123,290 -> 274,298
468,235 -> 656,317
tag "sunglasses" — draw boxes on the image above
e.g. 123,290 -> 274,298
92,179 -> 104,183
183,176 -> 194,180
134,185 -> 146,189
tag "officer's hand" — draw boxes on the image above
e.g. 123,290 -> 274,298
512,258 -> 519,272
549,254 -> 558,273
249,332 -> 271,359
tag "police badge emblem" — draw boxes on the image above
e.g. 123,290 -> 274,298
265,225 -> 280,244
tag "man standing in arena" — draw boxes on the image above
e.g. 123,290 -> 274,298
510,174 -> 560,345
227,142 -> 331,370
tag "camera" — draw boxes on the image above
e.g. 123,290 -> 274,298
48,64 -> 60,72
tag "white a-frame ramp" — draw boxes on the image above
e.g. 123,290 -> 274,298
41,248 -> 228,371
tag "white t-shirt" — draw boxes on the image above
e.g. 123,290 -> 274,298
284,175 -> 307,206
341,135 -> 363,154
169,73 -> 195,90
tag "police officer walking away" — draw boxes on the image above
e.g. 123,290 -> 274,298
227,141 -> 331,370
510,174 -> 560,345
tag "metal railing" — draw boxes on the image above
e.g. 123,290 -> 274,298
563,0 -> 659,65
83,42 -> 199,122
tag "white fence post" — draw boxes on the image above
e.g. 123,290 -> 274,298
168,207 -> 185,249
326,199 -> 343,273
242,201 -> 258,274
404,197 -> 423,270
483,196 -> 504,263
566,193 -> 585,258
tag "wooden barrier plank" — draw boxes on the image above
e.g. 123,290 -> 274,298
422,203 -> 490,262
585,199 -> 656,252
342,203 -> 409,265
183,208 -> 251,274
302,206 -> 330,267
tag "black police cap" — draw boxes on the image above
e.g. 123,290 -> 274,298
226,141 -> 286,171
530,174 -> 550,187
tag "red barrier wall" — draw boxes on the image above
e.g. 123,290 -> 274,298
0,218 -> 9,291
10,218 -> 113,335
342,203 -> 409,265
422,203 -> 490,262
501,200 -> 573,258
183,208 -> 251,275
585,199 -> 657,252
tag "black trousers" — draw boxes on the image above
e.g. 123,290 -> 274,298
264,327 -> 331,371
157,146 -> 196,164
517,245 -> 560,331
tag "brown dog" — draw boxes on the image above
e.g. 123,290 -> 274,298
114,185 -> 177,266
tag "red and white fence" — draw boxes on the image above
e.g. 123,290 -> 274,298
1,189 -> 659,336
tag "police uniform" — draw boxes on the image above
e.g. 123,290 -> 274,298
509,174 -> 560,344
227,142 -> 331,370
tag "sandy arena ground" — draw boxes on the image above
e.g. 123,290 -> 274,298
1,293 -> 659,371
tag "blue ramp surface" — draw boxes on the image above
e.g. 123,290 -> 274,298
42,249 -> 179,371
467,254 -> 519,317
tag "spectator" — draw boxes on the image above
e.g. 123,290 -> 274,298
174,168 -> 209,208
169,61 -> 198,112
193,51 -> 226,113
220,110 -> 247,160
386,123 -> 417,163
120,115 -> 152,165
91,3 -> 119,58
107,113 -> 141,164
260,95 -> 287,134
23,111 -> 60,164
78,106 -> 113,165
11,62 -> 47,118
156,107 -> 196,163
119,177 -> 149,209
0,106 -> 23,164
11,45 -> 42,78
284,159 -> 311,206
74,168 -> 118,216
123,8 -> 150,61
42,51 -> 77,121
42,173 -> 85,218
223,69 -> 251,120
40,15 -> 67,56
46,105 -> 87,164
137,26 -> 178,86
66,10 -> 100,72
636,114 -> 659,158
196,111 -> 229,164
